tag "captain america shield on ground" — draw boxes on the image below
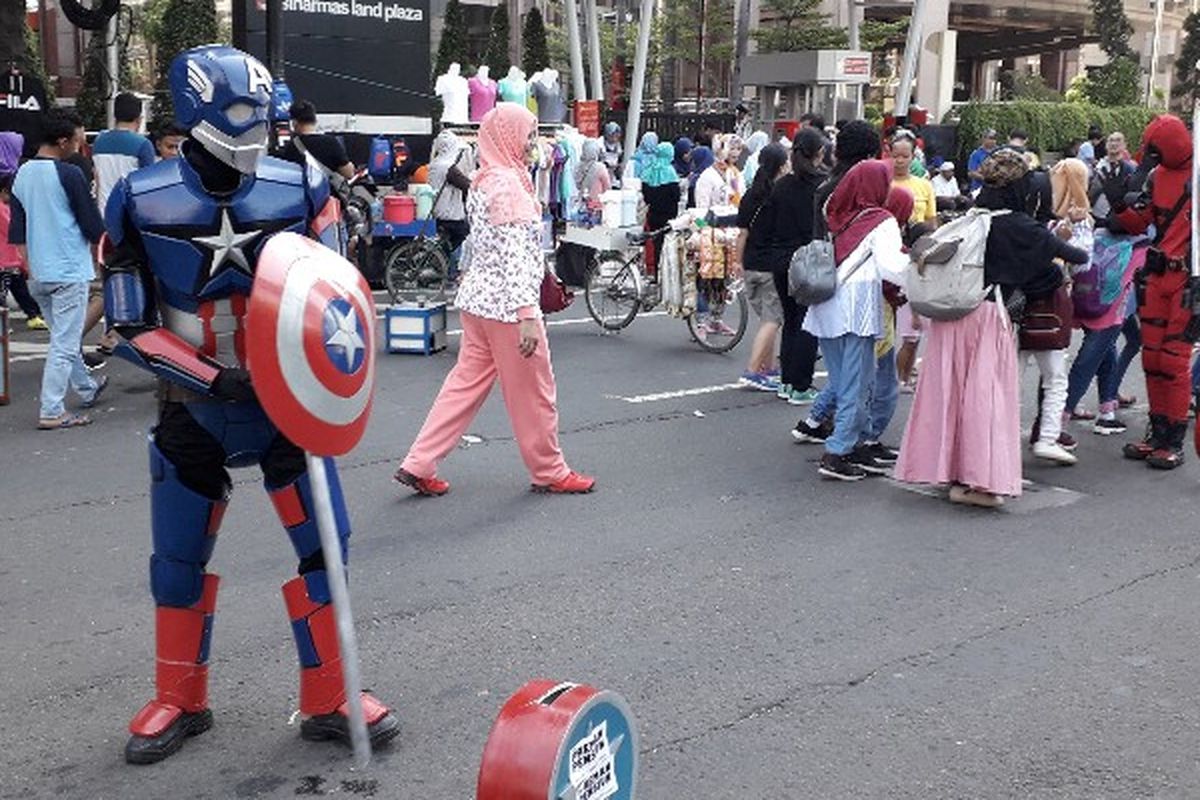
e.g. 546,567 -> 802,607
246,232 -> 377,456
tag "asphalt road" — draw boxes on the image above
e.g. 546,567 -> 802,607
3,300 -> 1200,800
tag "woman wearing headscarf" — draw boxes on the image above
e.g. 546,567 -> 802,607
632,131 -> 659,180
764,128 -> 825,407
602,121 -> 622,181
740,131 -> 771,185
798,185 -> 916,457
894,150 -> 1088,508
428,129 -> 472,253
693,134 -> 745,210
395,104 -> 595,496
641,142 -> 682,273
800,160 -> 909,481
673,137 -> 694,179
575,138 -> 611,222
736,142 -> 789,391
692,135 -> 745,337
1058,157 -> 1136,436
1016,157 -> 1094,466
686,145 -> 714,209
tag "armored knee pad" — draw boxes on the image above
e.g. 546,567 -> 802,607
149,442 -> 228,608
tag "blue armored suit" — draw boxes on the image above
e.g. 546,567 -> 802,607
105,44 -> 397,766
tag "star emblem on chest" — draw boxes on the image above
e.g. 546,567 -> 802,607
195,208 -> 261,278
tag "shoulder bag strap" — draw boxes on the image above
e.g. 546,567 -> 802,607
1153,184 -> 1190,246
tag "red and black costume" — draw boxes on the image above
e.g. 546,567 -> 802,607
1110,115 -> 1197,468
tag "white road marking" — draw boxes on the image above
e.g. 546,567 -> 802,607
607,370 -> 831,404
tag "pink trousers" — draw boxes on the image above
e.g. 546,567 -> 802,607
400,312 -> 570,485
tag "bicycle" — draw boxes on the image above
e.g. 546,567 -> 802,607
582,221 -> 749,353
383,226 -> 451,303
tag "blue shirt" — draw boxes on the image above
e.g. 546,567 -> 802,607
10,158 -> 105,284
967,146 -> 992,190
92,128 -> 155,212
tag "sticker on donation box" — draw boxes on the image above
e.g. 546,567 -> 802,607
569,721 -> 617,799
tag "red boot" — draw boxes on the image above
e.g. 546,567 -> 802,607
283,574 -> 400,747
126,575 -> 219,764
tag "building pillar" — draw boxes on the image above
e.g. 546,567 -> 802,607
914,0 -> 953,121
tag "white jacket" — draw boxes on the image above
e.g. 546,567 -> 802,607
803,217 -> 909,340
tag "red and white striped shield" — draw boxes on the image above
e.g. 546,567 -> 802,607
246,232 -> 376,456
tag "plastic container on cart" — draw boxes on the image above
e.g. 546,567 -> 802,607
601,190 -> 623,229
621,189 -> 639,227
383,194 -> 416,224
412,184 -> 435,219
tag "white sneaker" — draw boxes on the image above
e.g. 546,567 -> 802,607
1032,440 -> 1078,465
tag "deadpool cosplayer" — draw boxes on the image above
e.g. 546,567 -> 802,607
1107,115 -> 1199,469
103,46 -> 398,764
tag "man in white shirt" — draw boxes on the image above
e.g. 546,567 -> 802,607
931,162 -> 960,199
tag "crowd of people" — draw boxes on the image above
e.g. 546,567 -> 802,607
613,112 -> 1193,509
4,92 -> 1196,511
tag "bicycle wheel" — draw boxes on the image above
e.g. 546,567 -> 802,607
687,278 -> 749,353
584,255 -> 642,331
384,239 -> 450,303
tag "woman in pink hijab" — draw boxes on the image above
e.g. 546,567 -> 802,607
395,103 -> 595,496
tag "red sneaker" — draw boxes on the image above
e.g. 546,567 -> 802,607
394,468 -> 450,496
532,471 -> 596,494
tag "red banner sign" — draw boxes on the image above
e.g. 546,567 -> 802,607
574,101 -> 601,138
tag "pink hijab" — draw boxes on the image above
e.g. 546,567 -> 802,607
472,103 -> 541,225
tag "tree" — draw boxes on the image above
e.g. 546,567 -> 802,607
21,21 -> 55,104
434,0 -> 470,77
0,2 -> 24,66
1090,0 -> 1133,59
484,4 -> 511,75
77,24 -> 135,131
1173,12 -> 1200,101
1085,56 -> 1141,107
661,0 -> 736,100
149,0 -> 218,122
521,8 -> 551,76
751,0 -> 845,53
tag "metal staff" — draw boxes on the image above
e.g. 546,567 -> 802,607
307,454 -> 370,768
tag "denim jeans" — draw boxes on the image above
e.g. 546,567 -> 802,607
1066,324 -> 1122,412
818,334 -> 875,456
28,280 -> 98,418
812,345 -> 898,444
1113,313 -> 1140,394
1192,351 -> 1200,395
866,347 -> 899,442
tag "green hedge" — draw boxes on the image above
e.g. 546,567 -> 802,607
954,101 -> 1159,163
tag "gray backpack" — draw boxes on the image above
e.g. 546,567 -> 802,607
906,209 -> 1007,321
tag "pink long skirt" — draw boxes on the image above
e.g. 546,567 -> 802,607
894,301 -> 1023,497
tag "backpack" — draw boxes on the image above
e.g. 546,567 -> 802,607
368,137 -> 392,181
906,208 -> 1007,321
1072,231 -> 1140,320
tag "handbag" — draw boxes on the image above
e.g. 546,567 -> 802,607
788,208 -> 875,306
540,268 -> 575,314
1018,284 -> 1073,351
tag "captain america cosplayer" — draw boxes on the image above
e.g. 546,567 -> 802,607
102,46 -> 399,764
1105,115 -> 1200,469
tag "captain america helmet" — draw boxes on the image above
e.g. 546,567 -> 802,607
169,45 -> 273,174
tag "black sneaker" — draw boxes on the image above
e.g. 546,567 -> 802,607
848,445 -> 891,475
82,350 -> 107,371
792,418 -> 829,444
862,441 -> 899,465
818,452 -> 867,481
1092,417 -> 1127,436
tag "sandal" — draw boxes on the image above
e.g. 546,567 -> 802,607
948,484 -> 1004,509
38,413 -> 92,430
80,375 -> 109,409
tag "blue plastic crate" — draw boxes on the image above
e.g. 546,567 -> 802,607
385,302 -> 448,355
